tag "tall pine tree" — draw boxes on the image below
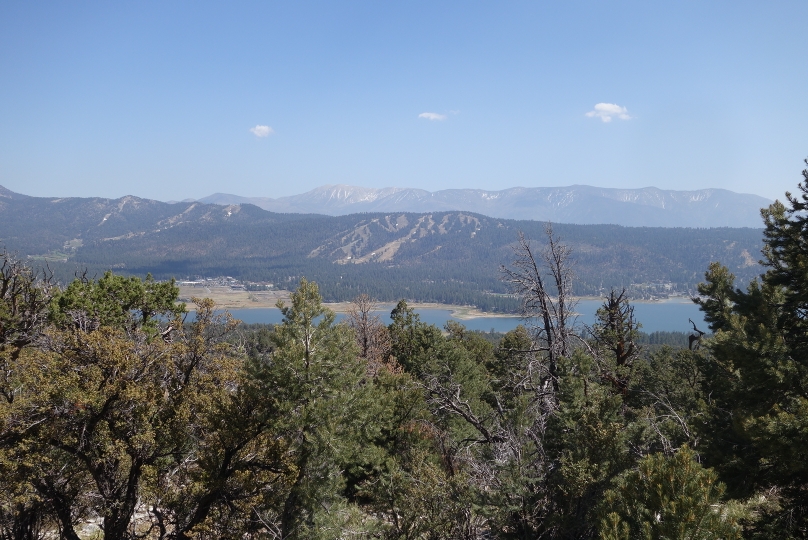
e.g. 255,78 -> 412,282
695,160 -> 808,537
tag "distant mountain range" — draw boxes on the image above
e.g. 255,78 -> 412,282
0,184 -> 765,309
197,184 -> 772,228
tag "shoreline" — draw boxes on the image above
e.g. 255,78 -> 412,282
178,285 -> 695,320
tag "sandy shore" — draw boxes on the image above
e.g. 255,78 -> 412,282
178,285 -> 692,320
178,285 -> 518,319
178,285 -> 290,310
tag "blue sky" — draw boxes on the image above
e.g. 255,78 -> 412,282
1,1 -> 806,202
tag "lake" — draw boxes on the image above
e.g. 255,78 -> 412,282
224,297 -> 705,334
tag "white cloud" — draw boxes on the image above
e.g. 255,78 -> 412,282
419,112 -> 447,121
585,103 -> 632,123
250,125 -> 274,137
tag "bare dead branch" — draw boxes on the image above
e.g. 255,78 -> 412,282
500,226 -> 577,397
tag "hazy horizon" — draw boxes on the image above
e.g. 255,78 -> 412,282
1,181 -> 776,205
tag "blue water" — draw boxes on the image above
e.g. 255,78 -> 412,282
225,297 -> 704,334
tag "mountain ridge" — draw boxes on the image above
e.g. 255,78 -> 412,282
197,184 -> 771,228
0,183 -> 771,228
0,184 -> 765,308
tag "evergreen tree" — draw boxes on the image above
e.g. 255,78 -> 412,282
695,161 -> 808,536
251,278 -> 382,538
589,288 -> 642,395
0,266 -> 295,539
600,446 -> 742,540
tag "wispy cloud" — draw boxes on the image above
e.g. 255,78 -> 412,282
419,112 -> 448,121
585,103 -> 631,123
250,125 -> 274,137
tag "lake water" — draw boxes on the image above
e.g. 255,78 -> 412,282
225,297 -> 705,334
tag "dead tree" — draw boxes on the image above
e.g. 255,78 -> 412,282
500,226 -> 576,396
0,253 -> 55,347
688,318 -> 706,350
0,252 -> 56,402
486,226 -> 578,532
346,293 -> 393,377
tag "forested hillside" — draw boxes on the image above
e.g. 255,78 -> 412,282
0,191 -> 313,256
0,186 -> 764,310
